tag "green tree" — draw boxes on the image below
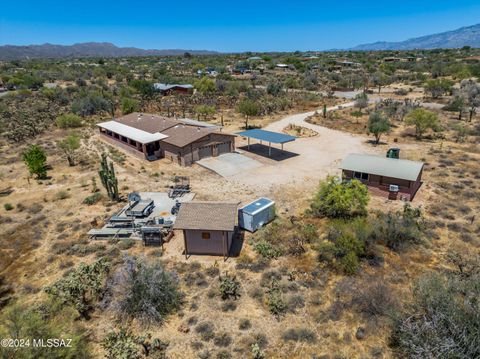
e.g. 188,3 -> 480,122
0,304 -> 90,358
195,104 -> 215,120
237,98 -> 261,129
405,108 -> 440,139
194,77 -> 216,94
22,144 -> 47,179
368,111 -> 390,144
58,133 -> 81,166
56,113 -> 83,129
44,258 -> 110,319
308,176 -> 369,219
424,78 -> 453,98
354,92 -> 369,113
121,97 -> 139,115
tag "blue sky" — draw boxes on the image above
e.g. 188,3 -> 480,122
1,0 -> 479,51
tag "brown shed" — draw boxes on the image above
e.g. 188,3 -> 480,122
173,202 -> 237,259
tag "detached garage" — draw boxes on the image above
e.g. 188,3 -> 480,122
173,202 -> 238,259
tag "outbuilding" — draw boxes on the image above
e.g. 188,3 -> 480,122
340,153 -> 424,201
173,202 -> 238,259
238,197 -> 275,232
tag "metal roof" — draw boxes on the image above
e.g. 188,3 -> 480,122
340,154 -> 424,181
173,202 -> 238,232
236,129 -> 296,144
154,83 -> 193,91
97,120 -> 168,144
240,197 -> 275,216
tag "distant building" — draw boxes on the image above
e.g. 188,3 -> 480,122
247,56 -> 263,61
340,153 -> 424,201
153,83 -> 193,95
97,112 -> 235,165
383,57 -> 401,63
173,202 -> 238,259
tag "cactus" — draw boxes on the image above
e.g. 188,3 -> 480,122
99,153 -> 119,201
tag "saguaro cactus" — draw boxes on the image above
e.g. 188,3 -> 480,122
99,153 -> 119,201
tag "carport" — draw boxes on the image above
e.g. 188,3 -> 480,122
236,129 -> 296,157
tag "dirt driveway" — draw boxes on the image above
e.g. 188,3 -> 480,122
226,104 -> 382,192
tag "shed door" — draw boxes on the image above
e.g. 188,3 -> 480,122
217,142 -> 231,156
199,145 -> 213,159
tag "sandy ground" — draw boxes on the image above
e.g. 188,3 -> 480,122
224,102 -> 382,192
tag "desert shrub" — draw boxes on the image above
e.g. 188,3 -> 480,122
317,221 -> 366,275
44,258 -> 109,319
109,256 -> 182,325
102,328 -> 168,359
0,304 -> 90,358
370,204 -> 424,251
102,328 -> 142,359
195,322 -> 215,341
3,203 -> 13,211
260,270 -> 282,287
205,265 -> 220,277
391,270 -> 480,358
55,190 -> 70,200
219,273 -> 240,300
253,240 -> 283,259
286,294 -> 305,312
353,279 -> 396,317
281,328 -> 316,343
56,113 -> 83,129
117,237 -> 135,250
239,318 -> 251,330
83,192 -> 102,205
213,332 -> 232,347
308,176 -> 369,218
215,349 -> 231,359
221,301 -> 237,312
266,279 -> 287,318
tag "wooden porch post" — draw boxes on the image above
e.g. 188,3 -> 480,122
183,230 -> 188,260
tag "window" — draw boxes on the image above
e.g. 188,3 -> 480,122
353,172 -> 369,180
201,232 -> 211,240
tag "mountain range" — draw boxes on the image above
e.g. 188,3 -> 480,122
350,23 -> 480,51
0,23 -> 479,59
0,42 -> 219,60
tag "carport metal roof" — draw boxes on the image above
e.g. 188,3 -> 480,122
236,129 -> 296,144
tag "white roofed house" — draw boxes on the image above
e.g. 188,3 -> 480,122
339,153 -> 424,201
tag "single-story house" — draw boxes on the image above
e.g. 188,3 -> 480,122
339,153 -> 424,201
173,202 -> 238,259
97,112 -> 235,165
153,83 -> 194,95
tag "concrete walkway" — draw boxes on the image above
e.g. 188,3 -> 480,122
197,152 -> 263,177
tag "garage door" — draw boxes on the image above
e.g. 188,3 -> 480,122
217,142 -> 231,156
199,145 -> 213,159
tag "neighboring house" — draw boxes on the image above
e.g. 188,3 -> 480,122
173,202 -> 238,259
339,153 -> 424,201
97,112 -> 235,165
153,83 -> 194,95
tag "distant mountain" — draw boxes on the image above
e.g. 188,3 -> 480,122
350,23 -> 480,51
0,42 -> 219,60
